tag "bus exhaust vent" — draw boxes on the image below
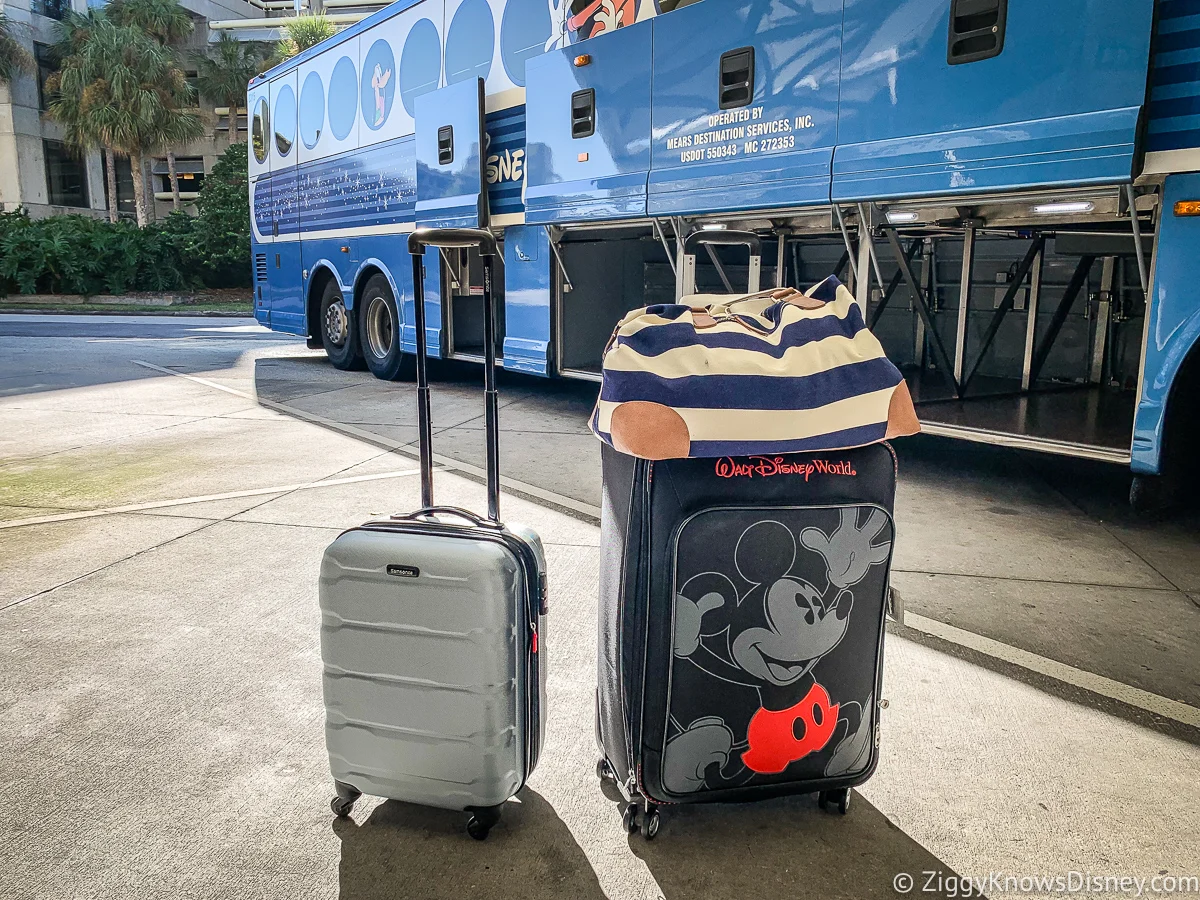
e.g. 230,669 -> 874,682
947,0 -> 1006,65
255,253 -> 268,283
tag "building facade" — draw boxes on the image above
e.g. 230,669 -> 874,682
0,0 -> 265,220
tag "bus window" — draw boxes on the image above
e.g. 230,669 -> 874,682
274,84 -> 296,158
252,97 -> 269,164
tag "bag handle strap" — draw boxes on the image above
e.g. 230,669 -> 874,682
693,287 -> 827,331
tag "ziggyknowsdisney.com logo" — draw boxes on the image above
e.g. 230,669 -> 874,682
714,456 -> 858,480
892,870 -> 1200,898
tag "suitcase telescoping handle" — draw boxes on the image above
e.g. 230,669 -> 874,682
679,228 -> 762,298
408,227 -> 502,523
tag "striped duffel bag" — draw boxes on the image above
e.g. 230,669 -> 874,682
589,275 -> 919,460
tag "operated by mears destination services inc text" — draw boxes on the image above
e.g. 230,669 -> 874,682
664,104 -> 817,163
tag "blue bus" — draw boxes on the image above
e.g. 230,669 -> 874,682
248,0 -> 1200,503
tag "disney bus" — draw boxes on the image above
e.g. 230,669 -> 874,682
249,0 -> 1200,504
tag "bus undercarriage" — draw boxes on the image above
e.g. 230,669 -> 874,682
509,183 -> 1160,466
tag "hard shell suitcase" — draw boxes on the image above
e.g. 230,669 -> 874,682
319,228 -> 547,841
596,426 -> 897,839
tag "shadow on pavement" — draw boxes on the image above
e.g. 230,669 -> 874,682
333,789 -> 607,900
624,790 -> 966,900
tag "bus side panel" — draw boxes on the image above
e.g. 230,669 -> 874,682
298,137 -> 418,235
301,237 -> 358,301
501,225 -> 551,376
524,20 -> 653,225
647,0 -> 842,216
392,246 -> 444,360
1143,0 -> 1200,173
250,176 -> 271,327
1132,172 -> 1200,475
415,79 -> 486,227
269,166 -> 306,335
485,105 -> 527,224
834,0 -> 1154,202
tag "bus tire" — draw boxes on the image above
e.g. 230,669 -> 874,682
359,274 -> 414,381
320,280 -> 364,371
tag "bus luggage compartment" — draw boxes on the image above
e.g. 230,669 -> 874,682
647,0 -> 842,216
524,19 -> 653,225
833,0 -> 1155,202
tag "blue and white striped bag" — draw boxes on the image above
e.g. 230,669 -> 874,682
590,275 -> 919,460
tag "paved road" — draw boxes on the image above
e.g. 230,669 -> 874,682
0,314 -> 295,340
1,315 -> 1198,900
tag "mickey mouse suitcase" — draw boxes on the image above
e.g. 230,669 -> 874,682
319,228 -> 547,841
596,441 -> 897,839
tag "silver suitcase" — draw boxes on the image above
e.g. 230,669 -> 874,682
319,228 -> 547,840
676,228 -> 762,299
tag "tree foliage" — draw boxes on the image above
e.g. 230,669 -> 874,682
105,0 -> 193,46
0,142 -> 252,295
194,35 -> 266,144
0,209 -> 190,295
0,11 -> 33,85
183,141 -> 251,287
267,15 -> 336,69
47,6 -> 202,225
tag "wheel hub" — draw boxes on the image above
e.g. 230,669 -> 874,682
365,294 -> 393,360
325,301 -> 348,347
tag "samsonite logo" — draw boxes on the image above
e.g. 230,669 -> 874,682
386,564 -> 420,578
714,456 -> 857,480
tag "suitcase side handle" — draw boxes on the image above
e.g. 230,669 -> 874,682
409,227 -> 502,523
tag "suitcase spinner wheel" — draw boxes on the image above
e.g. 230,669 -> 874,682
330,781 -> 360,818
465,805 -> 504,840
818,788 -> 852,815
621,799 -> 660,840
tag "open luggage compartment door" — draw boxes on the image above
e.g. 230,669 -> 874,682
834,0 -> 1155,201
648,0 -> 843,216
415,77 -> 488,228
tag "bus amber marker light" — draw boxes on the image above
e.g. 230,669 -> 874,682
573,54 -> 591,67
1174,200 -> 1200,216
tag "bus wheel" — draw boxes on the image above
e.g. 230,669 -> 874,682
359,274 -> 414,381
320,280 -> 365,370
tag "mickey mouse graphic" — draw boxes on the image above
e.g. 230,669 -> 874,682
661,509 -> 891,795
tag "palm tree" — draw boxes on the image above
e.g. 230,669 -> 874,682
44,11 -> 123,223
49,19 -> 200,226
0,12 -> 34,86
265,15 -> 336,70
105,0 -> 197,211
105,0 -> 193,45
194,34 -> 264,146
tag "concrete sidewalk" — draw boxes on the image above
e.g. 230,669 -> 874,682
1,326 -> 1199,899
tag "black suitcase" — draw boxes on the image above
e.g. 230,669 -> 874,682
596,442 -> 897,838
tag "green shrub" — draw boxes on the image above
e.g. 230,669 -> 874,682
183,141 -> 251,288
0,209 -> 188,295
0,141 -> 251,296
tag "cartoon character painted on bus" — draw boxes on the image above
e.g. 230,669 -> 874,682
661,508 -> 892,794
370,63 -> 392,128
545,0 -> 656,49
